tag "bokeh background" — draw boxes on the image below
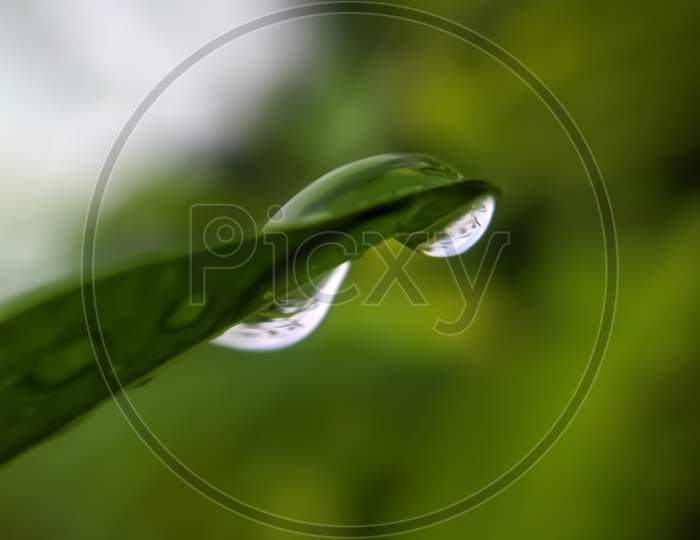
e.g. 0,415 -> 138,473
1,1 -> 698,538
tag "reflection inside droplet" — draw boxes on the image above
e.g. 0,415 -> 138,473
212,262 -> 350,351
414,195 -> 495,258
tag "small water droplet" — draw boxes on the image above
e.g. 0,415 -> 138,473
164,298 -> 207,329
413,194 -> 495,258
31,340 -> 95,387
0,373 -> 20,392
20,405 -> 38,419
211,262 -> 350,351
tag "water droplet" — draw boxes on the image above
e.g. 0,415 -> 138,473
20,405 -> 38,419
0,373 -> 20,392
211,154 -> 496,352
264,154 -> 463,228
411,194 -> 495,258
163,298 -> 207,329
212,262 -> 350,351
31,340 -> 95,387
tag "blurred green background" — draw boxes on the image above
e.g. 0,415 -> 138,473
1,1 -> 698,538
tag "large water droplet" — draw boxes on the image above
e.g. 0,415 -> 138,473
265,153 -> 464,228
412,194 -> 495,258
212,262 -> 350,351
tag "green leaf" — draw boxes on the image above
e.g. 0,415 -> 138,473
0,153 -> 496,463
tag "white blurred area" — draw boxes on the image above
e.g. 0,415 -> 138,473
0,0 -> 307,299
